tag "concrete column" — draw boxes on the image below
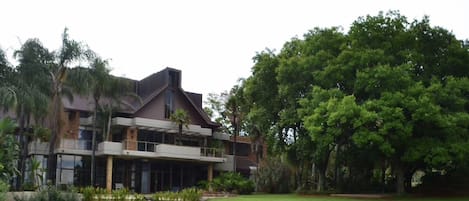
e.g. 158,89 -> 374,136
207,163 -> 213,182
106,156 -> 113,193
208,163 -> 214,192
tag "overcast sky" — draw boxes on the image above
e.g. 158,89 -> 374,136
1,0 -> 469,98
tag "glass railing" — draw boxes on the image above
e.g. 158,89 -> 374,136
60,139 -> 92,150
122,140 -> 158,152
122,140 -> 225,158
201,147 -> 225,158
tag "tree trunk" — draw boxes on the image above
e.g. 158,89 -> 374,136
335,144 -> 341,191
233,122 -> 237,172
317,167 -> 326,192
46,93 -> 60,184
16,110 -> 26,190
396,164 -> 405,195
381,161 -> 386,193
91,99 -> 98,186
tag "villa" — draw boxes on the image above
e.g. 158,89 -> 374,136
25,67 -> 265,193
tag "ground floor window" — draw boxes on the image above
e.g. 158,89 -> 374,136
56,154 -> 91,187
112,159 -> 208,193
53,155 -> 211,193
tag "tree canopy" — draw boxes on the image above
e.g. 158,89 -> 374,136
233,11 -> 469,194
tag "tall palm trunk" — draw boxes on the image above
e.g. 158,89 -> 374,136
91,98 -> 98,186
46,92 -> 61,183
16,107 -> 26,190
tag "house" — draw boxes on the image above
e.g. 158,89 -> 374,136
25,67 -> 265,193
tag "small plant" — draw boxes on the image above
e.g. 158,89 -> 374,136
153,191 -> 176,201
14,185 -> 80,201
210,172 -> 254,194
153,188 -> 201,201
81,186 -> 96,201
133,193 -> 147,201
0,181 -> 9,201
112,188 -> 130,201
180,188 -> 202,201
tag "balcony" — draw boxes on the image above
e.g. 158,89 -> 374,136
28,140 -> 49,155
112,117 -> 212,136
107,140 -> 226,162
55,139 -> 92,155
215,155 -> 234,171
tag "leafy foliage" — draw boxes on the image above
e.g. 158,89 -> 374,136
0,180 -> 8,201
153,188 -> 202,201
0,118 -> 19,181
255,157 -> 292,193
14,186 -> 80,201
210,172 -> 255,194
239,10 -> 469,194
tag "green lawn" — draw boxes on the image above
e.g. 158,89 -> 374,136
207,194 -> 469,201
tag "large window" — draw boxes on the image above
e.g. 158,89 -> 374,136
56,154 -> 90,186
230,143 -> 251,156
137,130 -> 161,152
78,129 -> 93,150
164,90 -> 174,119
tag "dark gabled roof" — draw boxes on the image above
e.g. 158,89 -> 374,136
180,88 -> 220,127
64,67 -> 218,127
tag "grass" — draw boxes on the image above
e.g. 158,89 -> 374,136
207,194 -> 469,201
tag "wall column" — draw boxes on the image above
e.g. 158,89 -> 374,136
208,163 -> 213,192
106,156 -> 113,193
207,163 -> 213,182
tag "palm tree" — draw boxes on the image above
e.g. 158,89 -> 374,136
45,28 -> 91,182
170,109 -> 191,145
85,57 -> 141,186
87,57 -> 111,186
8,39 -> 52,189
0,48 -> 16,110
223,84 -> 245,172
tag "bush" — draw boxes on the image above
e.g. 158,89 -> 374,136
14,186 -> 80,201
255,157 -> 292,193
153,188 -> 202,201
210,172 -> 254,194
153,191 -> 177,201
112,188 -> 130,201
0,181 -> 9,201
81,186 -> 98,201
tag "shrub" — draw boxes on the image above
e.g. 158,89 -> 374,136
153,191 -> 177,201
14,186 -> 80,201
0,181 -> 8,201
255,157 -> 292,193
210,172 -> 254,194
153,188 -> 202,201
81,186 -> 96,201
112,188 -> 130,201
180,188 -> 202,201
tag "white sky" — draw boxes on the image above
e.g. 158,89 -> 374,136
1,0 -> 469,98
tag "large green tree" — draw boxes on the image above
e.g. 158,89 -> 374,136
241,11 -> 469,194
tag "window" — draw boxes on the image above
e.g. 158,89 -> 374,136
230,143 -> 251,156
164,90 -> 174,119
78,129 -> 93,150
56,155 -> 90,186
169,71 -> 179,88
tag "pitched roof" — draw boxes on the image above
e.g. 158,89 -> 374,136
63,67 -> 218,127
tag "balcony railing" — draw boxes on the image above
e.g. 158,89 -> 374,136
122,140 -> 224,158
201,147 -> 224,158
60,139 -> 92,150
122,140 -> 158,152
